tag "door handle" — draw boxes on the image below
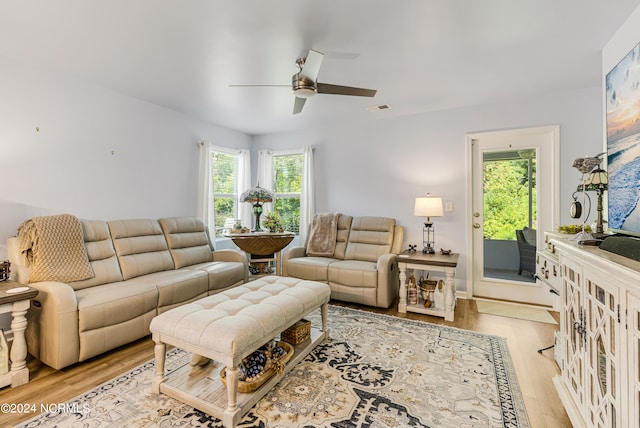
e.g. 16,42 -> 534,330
473,223 -> 481,229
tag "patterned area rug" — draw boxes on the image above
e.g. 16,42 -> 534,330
18,306 -> 530,427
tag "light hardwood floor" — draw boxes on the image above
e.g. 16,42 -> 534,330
0,298 -> 570,427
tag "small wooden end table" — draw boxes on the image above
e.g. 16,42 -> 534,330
227,232 -> 294,276
0,280 -> 38,388
397,251 -> 459,322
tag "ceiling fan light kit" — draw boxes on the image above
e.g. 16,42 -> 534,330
292,74 -> 316,98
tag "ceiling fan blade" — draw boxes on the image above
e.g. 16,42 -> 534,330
228,84 -> 290,87
317,82 -> 377,97
293,97 -> 306,114
300,49 -> 324,81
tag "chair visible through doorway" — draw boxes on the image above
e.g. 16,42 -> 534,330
516,227 -> 536,277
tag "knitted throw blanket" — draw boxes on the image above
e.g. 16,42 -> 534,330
18,214 -> 94,283
306,213 -> 341,257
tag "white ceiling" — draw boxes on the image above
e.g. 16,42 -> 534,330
1,0 -> 639,136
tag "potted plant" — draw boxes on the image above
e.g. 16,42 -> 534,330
262,211 -> 283,233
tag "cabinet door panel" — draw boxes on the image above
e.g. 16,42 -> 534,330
561,255 -> 585,412
628,293 -> 640,428
584,267 -> 622,428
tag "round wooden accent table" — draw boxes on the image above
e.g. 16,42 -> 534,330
227,232 -> 294,275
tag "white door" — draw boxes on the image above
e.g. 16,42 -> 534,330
468,126 -> 559,305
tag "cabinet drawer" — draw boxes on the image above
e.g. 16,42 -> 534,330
536,250 -> 560,292
544,233 -> 557,255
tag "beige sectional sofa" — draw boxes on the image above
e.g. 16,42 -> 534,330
282,216 -> 403,308
7,216 -> 248,370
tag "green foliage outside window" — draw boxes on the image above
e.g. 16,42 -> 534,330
483,158 -> 536,240
212,152 -> 237,237
273,154 -> 302,234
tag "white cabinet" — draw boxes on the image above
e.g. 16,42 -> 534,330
627,292 -> 640,427
552,237 -> 640,428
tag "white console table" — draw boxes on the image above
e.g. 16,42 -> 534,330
0,281 -> 37,388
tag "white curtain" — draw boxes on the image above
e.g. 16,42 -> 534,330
300,145 -> 315,245
237,149 -> 252,229
257,150 -> 274,214
197,141 -> 215,236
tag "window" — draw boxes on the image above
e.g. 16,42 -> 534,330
273,152 -> 303,234
211,150 -> 239,237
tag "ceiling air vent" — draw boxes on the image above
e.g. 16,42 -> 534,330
365,104 -> 390,112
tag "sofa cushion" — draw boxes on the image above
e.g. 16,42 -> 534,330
187,261 -> 246,292
285,257 -> 338,282
345,217 -> 395,262
328,260 -> 378,288
76,279 -> 158,362
70,220 -> 124,290
75,280 -> 158,332
108,219 -> 174,280
133,269 -> 209,312
158,217 -> 214,269
333,215 -> 353,260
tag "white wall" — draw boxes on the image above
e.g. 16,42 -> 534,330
0,59 -> 251,259
253,86 -> 604,291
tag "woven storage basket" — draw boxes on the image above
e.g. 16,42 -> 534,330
281,319 -> 311,345
220,341 -> 294,393
419,279 -> 437,300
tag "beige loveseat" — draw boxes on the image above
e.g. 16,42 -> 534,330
6,216 -> 248,370
282,216 -> 403,308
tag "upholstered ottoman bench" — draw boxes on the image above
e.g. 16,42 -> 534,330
150,276 -> 331,428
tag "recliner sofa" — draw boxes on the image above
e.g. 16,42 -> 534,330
282,216 -> 403,308
6,216 -> 248,370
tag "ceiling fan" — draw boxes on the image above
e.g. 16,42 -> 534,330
229,49 -> 377,114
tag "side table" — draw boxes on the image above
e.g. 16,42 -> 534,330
0,280 -> 38,388
397,251 -> 459,322
227,232 -> 294,276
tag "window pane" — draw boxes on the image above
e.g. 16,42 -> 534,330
274,154 -> 302,193
212,152 -> 236,194
211,151 -> 238,238
214,197 -> 235,236
273,153 -> 303,235
482,152 -> 537,240
274,197 -> 300,234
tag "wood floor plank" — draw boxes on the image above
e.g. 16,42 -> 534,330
0,298 -> 570,427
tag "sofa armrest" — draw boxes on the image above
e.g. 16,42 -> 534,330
376,253 -> 400,308
391,225 -> 404,255
281,246 -> 307,277
212,248 -> 248,265
212,249 -> 249,282
26,281 -> 80,370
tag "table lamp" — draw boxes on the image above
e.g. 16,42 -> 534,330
240,185 -> 274,231
414,195 -> 443,254
582,167 -> 608,238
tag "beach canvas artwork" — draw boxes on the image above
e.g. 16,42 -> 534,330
606,41 -> 640,234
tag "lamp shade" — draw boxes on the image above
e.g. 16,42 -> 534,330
414,196 -> 443,218
583,168 -> 608,192
240,186 -> 274,204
